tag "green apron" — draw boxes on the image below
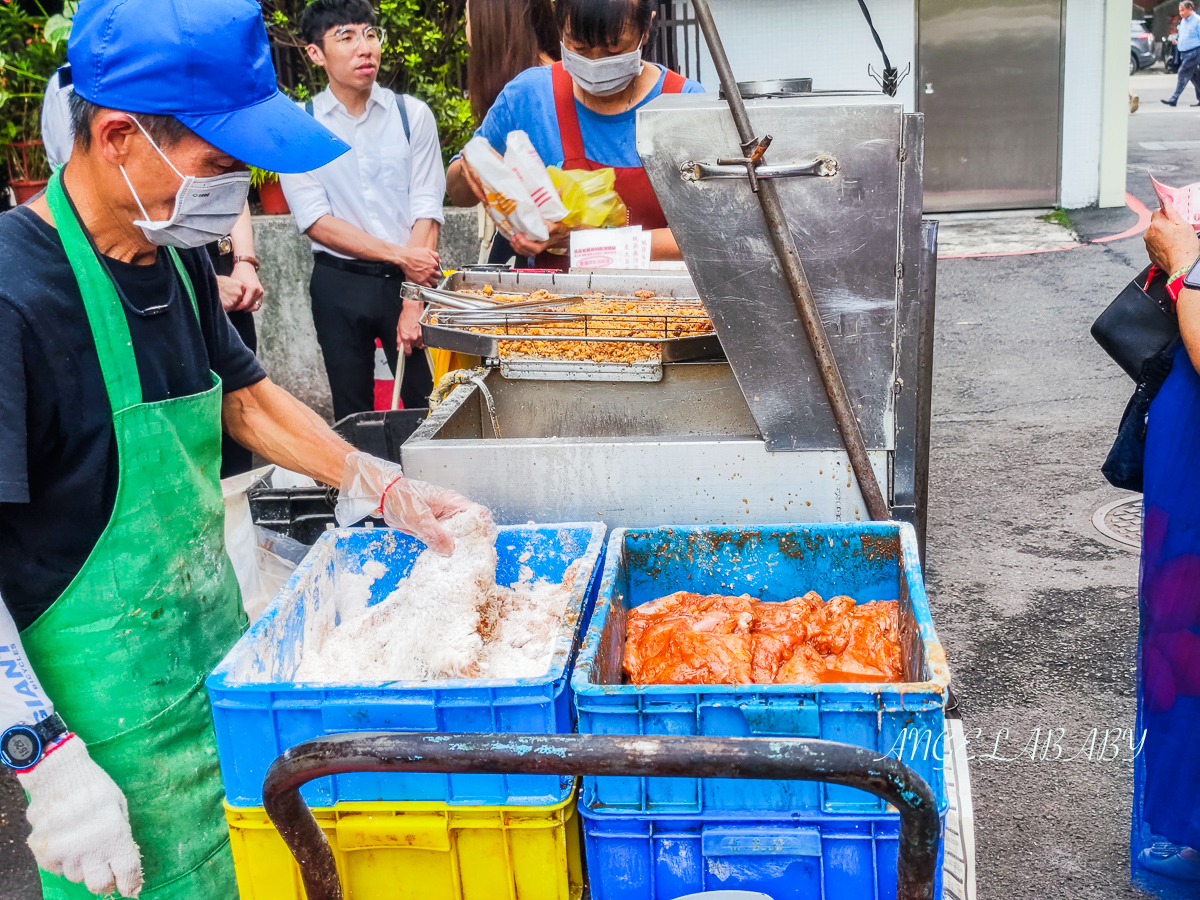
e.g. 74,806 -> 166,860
20,171 -> 247,899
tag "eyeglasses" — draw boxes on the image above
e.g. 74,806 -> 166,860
331,26 -> 386,48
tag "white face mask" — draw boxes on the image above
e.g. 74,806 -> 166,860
119,116 -> 250,250
560,40 -> 645,97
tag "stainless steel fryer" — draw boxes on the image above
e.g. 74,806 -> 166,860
409,94 -> 935,542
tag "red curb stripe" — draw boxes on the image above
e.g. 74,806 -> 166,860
1091,192 -> 1153,244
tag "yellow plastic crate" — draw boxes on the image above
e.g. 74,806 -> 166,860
225,788 -> 583,900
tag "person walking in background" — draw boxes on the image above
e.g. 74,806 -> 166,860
1163,0 -> 1200,106
280,0 -> 444,421
464,0 -> 559,265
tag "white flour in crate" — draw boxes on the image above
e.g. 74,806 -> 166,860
293,510 -> 575,682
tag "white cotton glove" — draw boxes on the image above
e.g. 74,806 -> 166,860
335,451 -> 487,556
17,735 -> 143,898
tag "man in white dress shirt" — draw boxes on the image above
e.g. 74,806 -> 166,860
280,0 -> 444,420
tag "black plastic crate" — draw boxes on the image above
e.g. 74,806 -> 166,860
332,409 -> 428,461
247,409 -> 428,544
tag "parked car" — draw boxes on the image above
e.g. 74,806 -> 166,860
1133,21 -> 1156,73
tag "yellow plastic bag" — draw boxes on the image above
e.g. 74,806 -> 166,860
428,348 -> 480,385
548,166 -> 629,230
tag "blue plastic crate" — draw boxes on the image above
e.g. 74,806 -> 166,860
572,523 -> 950,816
580,805 -> 945,900
208,523 -> 606,807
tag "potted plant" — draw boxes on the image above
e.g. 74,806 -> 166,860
251,165 -> 290,215
1,3 -> 73,203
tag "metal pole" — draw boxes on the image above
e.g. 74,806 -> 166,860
263,732 -> 941,900
688,0 -> 890,521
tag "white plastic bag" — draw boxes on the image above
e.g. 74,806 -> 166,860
504,131 -> 568,223
223,473 -> 297,623
462,136 -> 550,242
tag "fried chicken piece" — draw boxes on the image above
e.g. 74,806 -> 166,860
624,592 -> 756,684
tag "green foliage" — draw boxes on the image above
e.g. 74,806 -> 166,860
1037,208 -> 1072,230
262,0 -> 471,167
0,0 -> 473,184
249,165 -> 280,189
0,0 -> 72,181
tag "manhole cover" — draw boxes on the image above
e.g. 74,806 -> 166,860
1092,496 -> 1142,549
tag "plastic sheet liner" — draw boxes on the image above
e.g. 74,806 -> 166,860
1132,342 -> 1200,893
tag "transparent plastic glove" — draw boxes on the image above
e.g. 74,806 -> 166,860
18,735 -> 143,898
335,451 -> 483,556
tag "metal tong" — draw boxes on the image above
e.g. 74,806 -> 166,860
403,283 -> 572,313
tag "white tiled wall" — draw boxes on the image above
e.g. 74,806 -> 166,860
1059,0 -> 1104,208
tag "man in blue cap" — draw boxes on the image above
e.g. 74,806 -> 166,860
0,1 -> 482,897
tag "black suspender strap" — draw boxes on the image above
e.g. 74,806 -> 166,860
305,95 -> 410,141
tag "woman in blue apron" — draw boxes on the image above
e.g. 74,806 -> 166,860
1135,203 -> 1200,889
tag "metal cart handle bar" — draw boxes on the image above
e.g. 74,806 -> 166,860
262,731 -> 941,900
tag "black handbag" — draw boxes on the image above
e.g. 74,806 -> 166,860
1101,341 -> 1177,492
1091,265 -> 1179,381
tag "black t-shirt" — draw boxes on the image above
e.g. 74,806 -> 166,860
0,207 -> 266,630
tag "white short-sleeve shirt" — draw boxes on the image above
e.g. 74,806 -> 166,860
279,83 -> 446,259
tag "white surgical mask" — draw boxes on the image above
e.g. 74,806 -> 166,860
119,116 -> 250,249
560,40 -> 645,97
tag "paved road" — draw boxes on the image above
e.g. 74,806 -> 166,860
0,73 -> 1195,900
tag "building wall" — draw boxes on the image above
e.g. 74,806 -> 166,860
691,0 -> 918,112
1060,0 -> 1105,208
1098,0 -> 1131,206
1059,0 -> 1130,209
250,208 -> 480,419
685,0 -> 1126,210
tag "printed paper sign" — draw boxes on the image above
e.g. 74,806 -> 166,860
570,226 -> 652,270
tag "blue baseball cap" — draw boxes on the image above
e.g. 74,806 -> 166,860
67,0 -> 348,173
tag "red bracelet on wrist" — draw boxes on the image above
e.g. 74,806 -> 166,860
378,476 -> 404,515
1168,275 -> 1186,303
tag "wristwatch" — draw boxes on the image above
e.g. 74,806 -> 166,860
1,713 -> 68,770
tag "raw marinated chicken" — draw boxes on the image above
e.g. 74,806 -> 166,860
624,590 -> 902,685
623,592 -> 756,684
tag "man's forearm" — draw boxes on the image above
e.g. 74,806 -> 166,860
446,160 -> 480,208
306,214 -> 401,265
223,378 -> 355,487
409,218 -> 440,251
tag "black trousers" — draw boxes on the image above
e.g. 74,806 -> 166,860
220,310 -> 258,478
309,260 -> 433,422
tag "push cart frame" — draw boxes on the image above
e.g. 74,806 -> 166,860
262,732 -> 942,900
